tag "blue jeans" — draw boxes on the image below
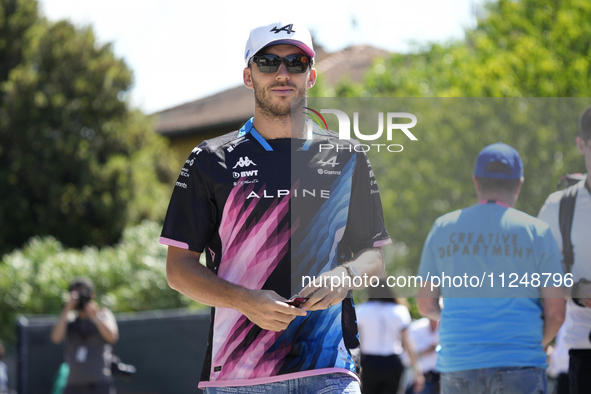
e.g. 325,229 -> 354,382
203,372 -> 361,394
441,367 -> 547,394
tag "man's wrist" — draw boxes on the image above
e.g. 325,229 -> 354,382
343,265 -> 361,279
341,264 -> 364,289
229,286 -> 253,313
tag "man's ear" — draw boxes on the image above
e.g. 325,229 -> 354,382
307,68 -> 317,89
243,67 -> 254,89
514,177 -> 524,197
473,175 -> 480,193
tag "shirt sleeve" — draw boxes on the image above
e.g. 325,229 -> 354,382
397,305 -> 412,329
159,144 -> 217,252
339,151 -> 391,257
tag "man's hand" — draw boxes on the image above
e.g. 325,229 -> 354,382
298,266 -> 352,311
66,291 -> 80,312
167,246 -> 306,332
237,290 -> 308,332
412,370 -> 426,393
85,300 -> 100,320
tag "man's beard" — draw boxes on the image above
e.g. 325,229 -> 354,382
252,79 -> 307,120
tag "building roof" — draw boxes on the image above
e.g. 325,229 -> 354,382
154,85 -> 253,138
314,44 -> 389,86
154,45 -> 389,138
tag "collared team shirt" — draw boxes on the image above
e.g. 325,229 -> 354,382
160,119 -> 391,388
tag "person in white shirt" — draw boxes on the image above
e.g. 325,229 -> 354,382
538,106 -> 591,393
547,325 -> 570,394
406,318 -> 439,394
357,280 -> 424,394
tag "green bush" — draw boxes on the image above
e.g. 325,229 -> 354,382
0,221 -> 202,345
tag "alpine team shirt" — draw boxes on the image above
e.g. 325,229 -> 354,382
160,119 -> 391,388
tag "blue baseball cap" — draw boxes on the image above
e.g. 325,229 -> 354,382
474,142 -> 523,180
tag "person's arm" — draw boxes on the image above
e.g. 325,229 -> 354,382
401,328 -> 425,393
540,286 -> 566,347
86,304 -> 119,344
417,283 -> 441,321
298,247 -> 385,311
50,292 -> 79,344
166,246 -> 307,332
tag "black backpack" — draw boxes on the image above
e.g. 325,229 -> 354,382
558,173 -> 588,306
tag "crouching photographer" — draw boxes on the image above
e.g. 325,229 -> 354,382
51,277 -> 119,394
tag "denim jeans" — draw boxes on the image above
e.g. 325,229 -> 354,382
203,372 -> 361,394
441,367 -> 547,394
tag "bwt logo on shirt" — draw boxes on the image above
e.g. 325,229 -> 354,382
233,170 -> 259,178
304,107 -> 418,152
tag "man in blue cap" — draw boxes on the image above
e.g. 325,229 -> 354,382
417,142 -> 566,394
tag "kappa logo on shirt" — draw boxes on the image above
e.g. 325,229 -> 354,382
233,157 -> 257,169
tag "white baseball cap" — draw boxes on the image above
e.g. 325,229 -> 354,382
244,22 -> 315,66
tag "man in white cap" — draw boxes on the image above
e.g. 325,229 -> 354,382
161,22 -> 390,393
417,142 -> 565,394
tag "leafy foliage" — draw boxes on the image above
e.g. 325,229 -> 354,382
0,221 -> 199,345
0,0 -> 178,255
311,0 -> 591,276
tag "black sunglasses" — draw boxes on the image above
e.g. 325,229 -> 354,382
249,54 -> 312,74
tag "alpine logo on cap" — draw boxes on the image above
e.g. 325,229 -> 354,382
270,24 -> 295,34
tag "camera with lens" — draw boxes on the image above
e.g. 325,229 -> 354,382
76,291 -> 92,310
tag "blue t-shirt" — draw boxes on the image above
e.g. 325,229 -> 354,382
417,201 -> 563,372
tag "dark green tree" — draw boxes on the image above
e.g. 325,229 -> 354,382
0,0 -> 177,254
0,0 -> 38,83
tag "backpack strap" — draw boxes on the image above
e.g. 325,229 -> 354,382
558,183 -> 578,274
